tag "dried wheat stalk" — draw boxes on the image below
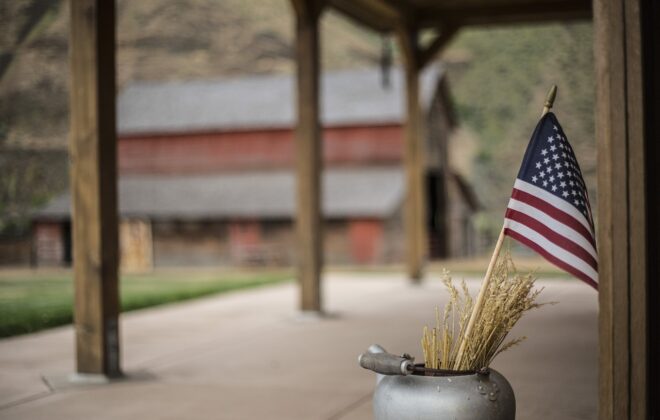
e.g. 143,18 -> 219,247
421,250 -> 546,371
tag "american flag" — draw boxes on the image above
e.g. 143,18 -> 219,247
503,112 -> 598,289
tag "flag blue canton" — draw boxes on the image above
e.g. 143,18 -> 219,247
516,112 -> 593,226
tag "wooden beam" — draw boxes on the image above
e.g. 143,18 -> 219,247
329,0 -> 590,33
418,25 -> 458,70
397,25 -> 427,282
69,0 -> 120,376
642,0 -> 660,412
417,0 -> 592,28
624,1 -> 647,417
594,0 -> 647,417
329,0 -> 399,32
292,0 -> 324,312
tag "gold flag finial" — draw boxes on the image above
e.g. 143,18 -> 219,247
542,85 -> 557,116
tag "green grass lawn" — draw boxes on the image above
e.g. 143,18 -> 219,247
0,268 -> 292,338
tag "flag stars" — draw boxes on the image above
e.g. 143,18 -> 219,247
523,120 -> 592,214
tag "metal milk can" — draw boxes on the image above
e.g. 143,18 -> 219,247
359,345 -> 516,420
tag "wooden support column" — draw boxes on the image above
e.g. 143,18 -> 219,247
397,24 -> 456,282
69,0 -> 120,376
397,25 -> 426,282
594,0 -> 649,417
292,0 -> 324,312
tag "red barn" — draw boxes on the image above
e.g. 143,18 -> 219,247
34,66 -> 478,270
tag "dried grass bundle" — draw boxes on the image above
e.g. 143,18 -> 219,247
421,249 -> 546,371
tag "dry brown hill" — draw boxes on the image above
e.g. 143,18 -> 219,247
0,0 -> 381,149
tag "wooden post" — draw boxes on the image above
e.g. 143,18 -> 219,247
397,25 -> 427,282
292,0 -> 324,312
594,0 -> 648,417
69,0 -> 120,376
396,24 -> 456,282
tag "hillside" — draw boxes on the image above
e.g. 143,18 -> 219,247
445,23 -> 595,235
0,1 -> 594,238
0,0 -> 381,149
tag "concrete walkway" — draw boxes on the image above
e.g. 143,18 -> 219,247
0,273 -> 598,419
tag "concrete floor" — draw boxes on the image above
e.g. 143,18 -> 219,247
0,272 -> 598,419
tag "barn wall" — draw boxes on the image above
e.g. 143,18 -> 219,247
446,179 -> 476,257
33,221 -> 64,266
29,217 -> 404,267
0,236 -> 31,266
152,221 -> 231,267
381,205 -> 405,262
324,220 -> 350,264
149,218 -> 400,267
425,86 -> 452,171
119,219 -> 153,273
118,124 -> 403,174
348,219 -> 383,264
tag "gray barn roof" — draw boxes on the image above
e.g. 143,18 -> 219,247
118,66 -> 444,136
36,167 -> 404,220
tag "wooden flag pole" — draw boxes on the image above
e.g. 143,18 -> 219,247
542,85 -> 557,116
454,85 -> 558,369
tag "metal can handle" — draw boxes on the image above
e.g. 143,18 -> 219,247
358,345 -> 413,376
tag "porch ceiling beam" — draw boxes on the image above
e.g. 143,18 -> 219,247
417,0 -> 592,28
329,0 -> 591,33
328,0 -> 400,32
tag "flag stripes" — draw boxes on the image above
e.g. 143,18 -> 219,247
504,180 -> 598,288
512,179 -> 593,235
504,227 -> 598,290
506,198 -> 597,260
505,209 -> 597,270
510,187 -> 595,248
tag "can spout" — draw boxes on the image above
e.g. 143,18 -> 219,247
367,344 -> 387,354
358,345 -> 414,376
